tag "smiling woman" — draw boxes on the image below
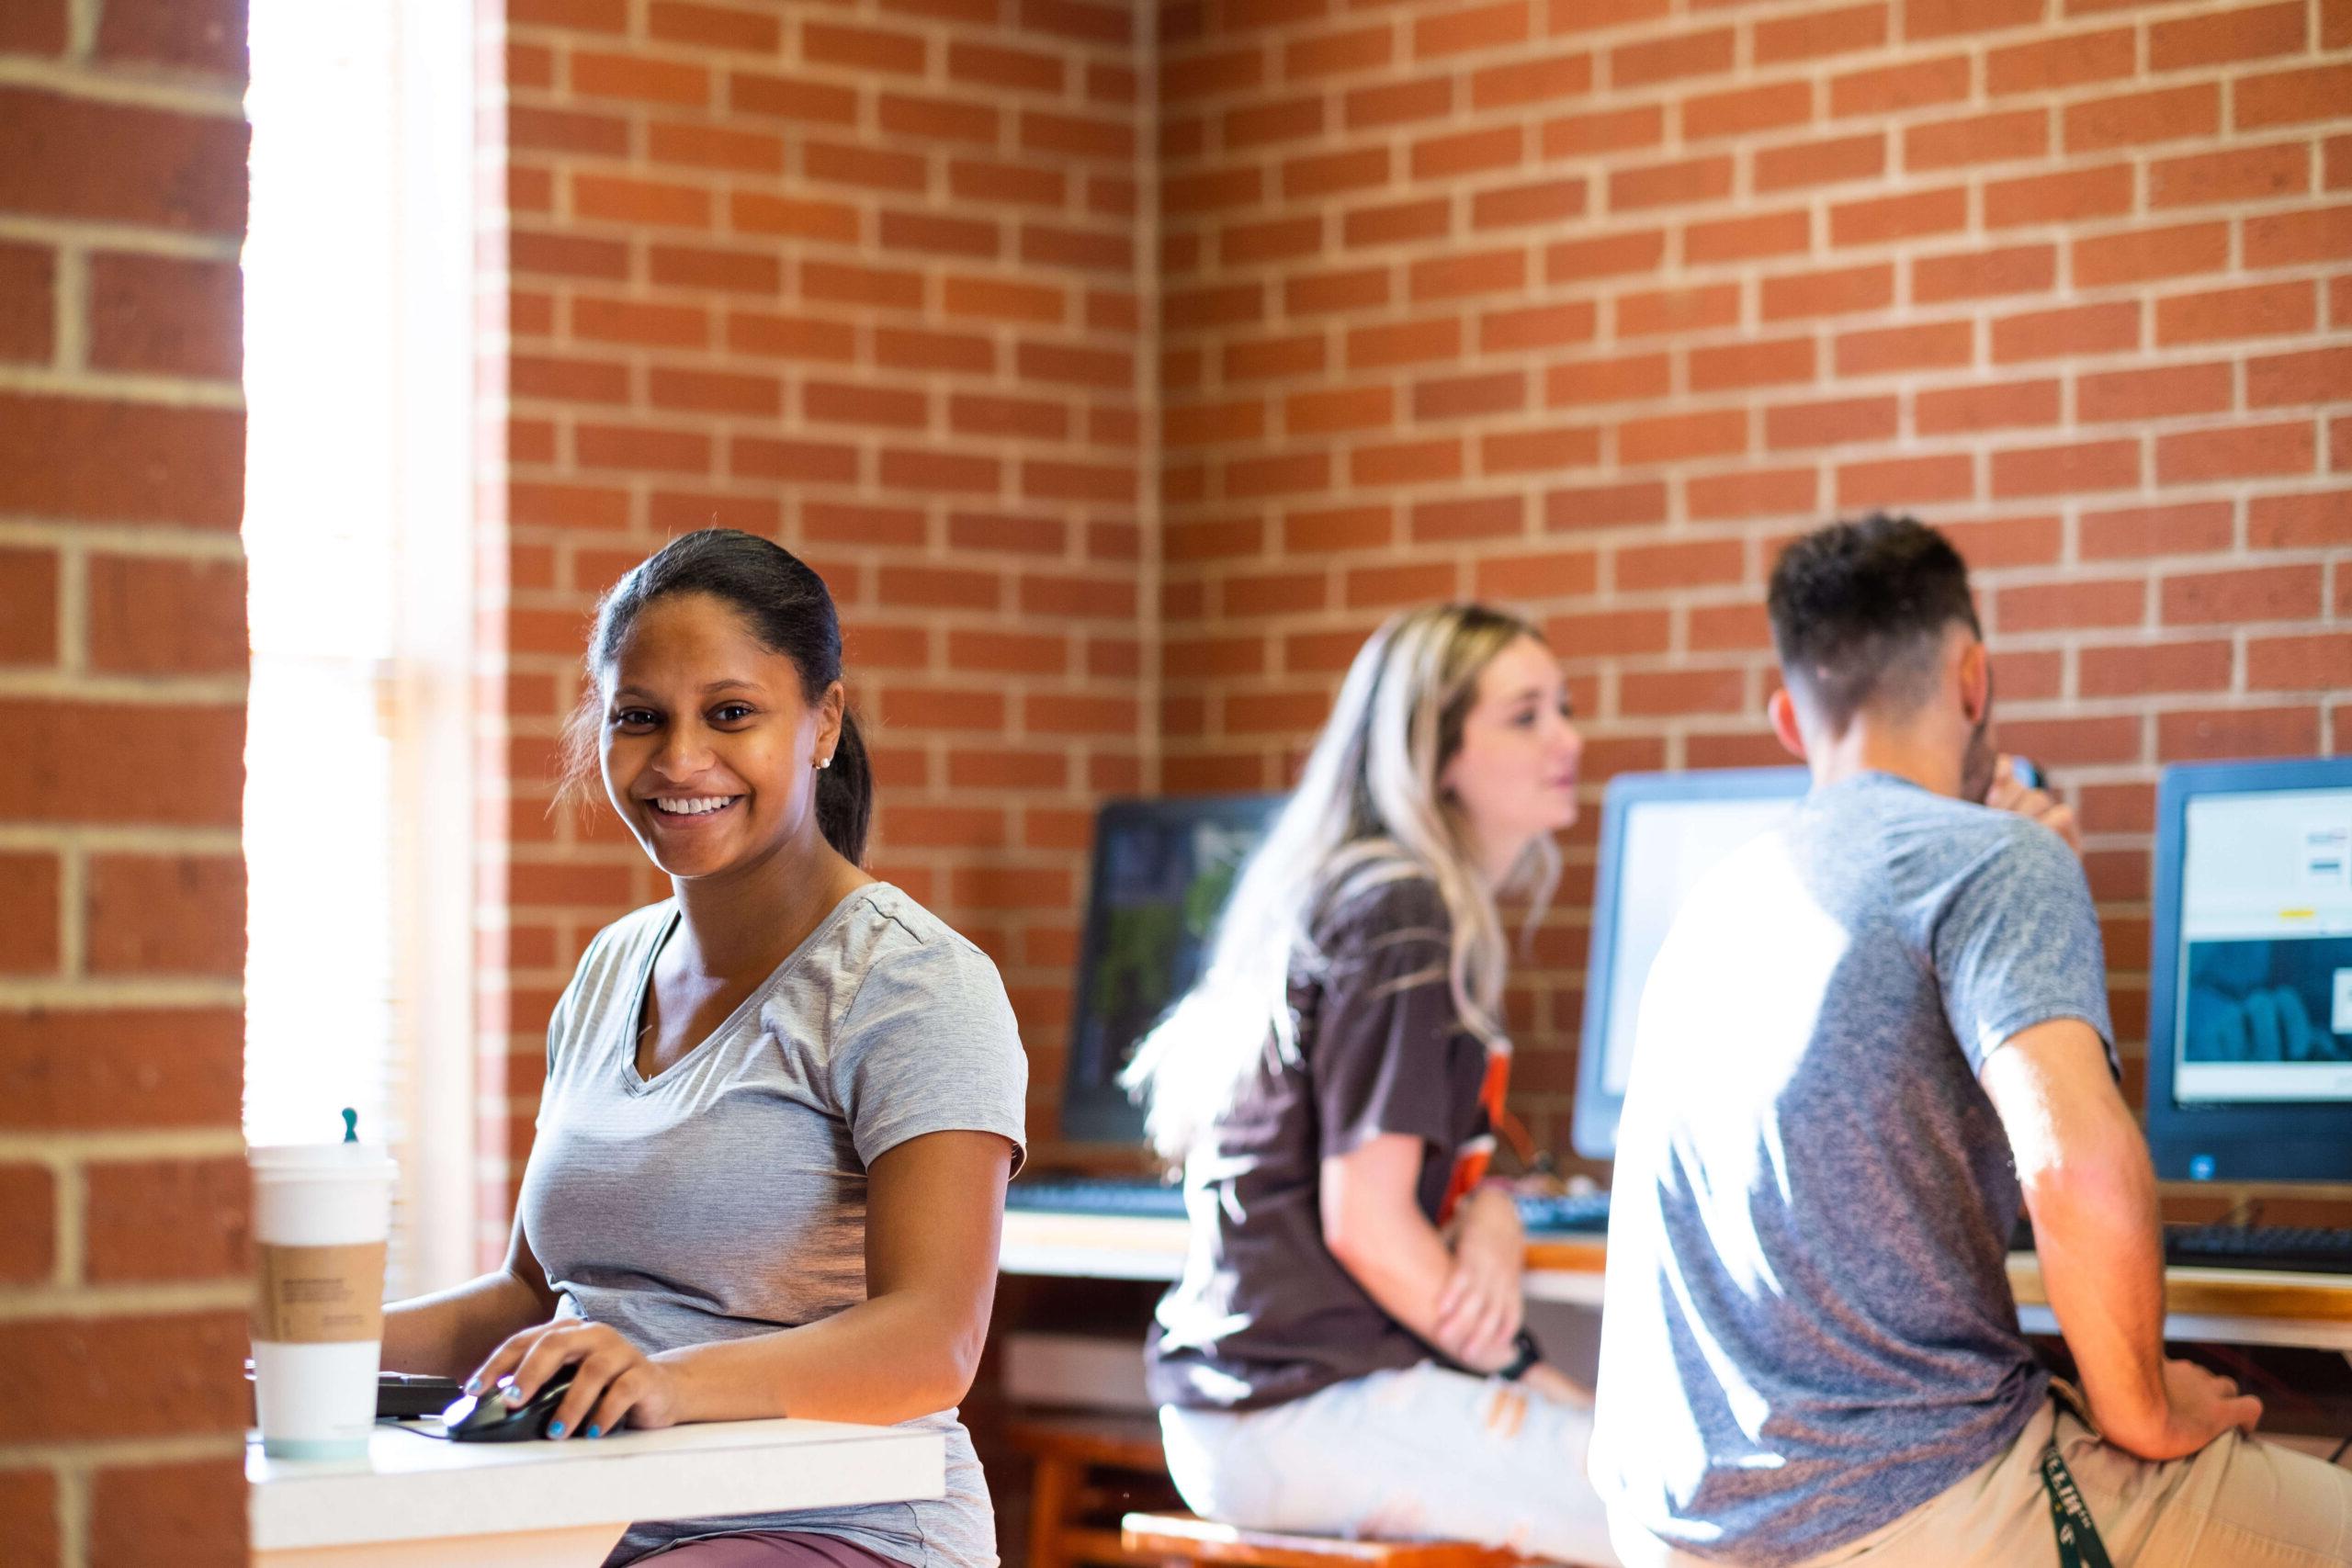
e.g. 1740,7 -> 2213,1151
377,530 -> 1028,1568
562,531 -> 870,896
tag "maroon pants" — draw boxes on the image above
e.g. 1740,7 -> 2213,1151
636,1533 -> 906,1568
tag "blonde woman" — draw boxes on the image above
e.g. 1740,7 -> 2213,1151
1124,605 -> 1615,1563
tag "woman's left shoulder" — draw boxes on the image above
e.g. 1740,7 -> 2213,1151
838,882 -> 990,964
832,884 -> 1013,1009
815,885 -> 1029,1167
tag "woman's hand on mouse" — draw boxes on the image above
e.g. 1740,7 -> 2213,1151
468,1319 -> 684,1438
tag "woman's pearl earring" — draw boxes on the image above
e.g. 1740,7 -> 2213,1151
817,757 -> 831,771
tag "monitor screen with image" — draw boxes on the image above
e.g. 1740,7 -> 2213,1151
1571,767 -> 1811,1161
1057,795 -> 1284,1146
2147,758 -> 2352,1182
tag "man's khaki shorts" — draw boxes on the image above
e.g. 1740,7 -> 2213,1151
1608,1392 -> 2352,1567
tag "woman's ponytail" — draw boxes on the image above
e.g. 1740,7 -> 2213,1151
817,705 -> 873,864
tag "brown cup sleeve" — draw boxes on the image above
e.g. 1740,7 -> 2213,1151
254,1241 -> 388,1344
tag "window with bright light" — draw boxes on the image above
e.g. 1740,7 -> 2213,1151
243,0 -> 476,1297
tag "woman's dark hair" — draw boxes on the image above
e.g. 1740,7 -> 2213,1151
1767,513 -> 1981,732
560,529 -> 872,863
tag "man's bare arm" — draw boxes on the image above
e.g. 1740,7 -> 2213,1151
1980,1019 -> 2261,1461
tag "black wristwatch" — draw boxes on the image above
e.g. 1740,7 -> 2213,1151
1495,1327 -> 1543,1382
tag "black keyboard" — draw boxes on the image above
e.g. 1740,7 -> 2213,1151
1005,1176 -> 1188,1217
377,1372 -> 466,1419
1005,1176 -> 1612,1235
1516,1190 -> 1611,1235
2162,1224 -> 2352,1275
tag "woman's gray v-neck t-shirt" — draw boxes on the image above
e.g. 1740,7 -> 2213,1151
516,883 -> 1028,1568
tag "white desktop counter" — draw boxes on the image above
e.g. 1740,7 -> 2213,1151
999,1211 -> 2352,1353
249,1416 -> 944,1567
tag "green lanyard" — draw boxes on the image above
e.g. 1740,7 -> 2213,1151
2037,1441 -> 2115,1568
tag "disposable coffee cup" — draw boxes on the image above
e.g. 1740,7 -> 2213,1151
249,1140 -> 398,1459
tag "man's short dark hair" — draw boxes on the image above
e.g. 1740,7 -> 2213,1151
1767,514 -> 1982,733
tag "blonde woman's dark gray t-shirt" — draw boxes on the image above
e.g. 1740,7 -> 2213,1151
1147,876 -> 1492,1412
517,884 -> 1028,1568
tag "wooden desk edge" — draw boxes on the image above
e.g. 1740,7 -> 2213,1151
1524,1238 -> 1608,1272
2006,1254 -> 2352,1321
1001,1213 -> 2352,1325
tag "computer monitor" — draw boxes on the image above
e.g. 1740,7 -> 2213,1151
1570,766 -> 1812,1161
2144,757 -> 2352,1183
1057,794 -> 1285,1146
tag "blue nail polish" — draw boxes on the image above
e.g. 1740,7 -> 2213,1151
464,1377 -> 481,1395
547,1421 -> 566,1438
584,1425 -> 602,1439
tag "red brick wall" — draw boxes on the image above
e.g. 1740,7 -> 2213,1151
477,0 -> 2350,1209
17,0 -> 2338,1553
1154,0 -> 2352,1164
480,0 -> 1154,1228
0,2 -> 254,1564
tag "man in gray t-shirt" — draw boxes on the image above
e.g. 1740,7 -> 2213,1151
1597,775 -> 2106,1562
1595,516 -> 2350,1568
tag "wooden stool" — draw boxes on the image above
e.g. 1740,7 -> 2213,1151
1121,1512 -> 1537,1568
1010,1413 -> 1181,1568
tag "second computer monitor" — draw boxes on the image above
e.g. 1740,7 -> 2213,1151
1570,766 -> 1811,1161
1057,794 -> 1285,1146
2144,756 -> 2352,1183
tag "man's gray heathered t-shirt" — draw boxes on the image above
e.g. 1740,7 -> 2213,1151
1592,774 -> 2113,1567
517,884 -> 1028,1568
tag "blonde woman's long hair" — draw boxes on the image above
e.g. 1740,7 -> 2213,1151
1121,604 -> 1561,1166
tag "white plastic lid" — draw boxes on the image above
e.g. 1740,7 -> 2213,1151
247,1142 -> 399,1182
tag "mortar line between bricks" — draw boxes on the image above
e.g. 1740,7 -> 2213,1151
56,837 -> 84,981
0,366 -> 244,408
0,824 -> 243,853
51,243 -> 85,375
54,1159 -> 84,1293
0,1279 -> 251,1322
62,0 -> 97,60
0,671 -> 249,703
0,522 -> 245,558
0,1433 -> 243,1471
0,978 -> 243,1009
0,57 -> 244,116
0,218 -> 242,260
57,1461 -> 85,1568
0,1129 -> 248,1163
54,537 -> 86,678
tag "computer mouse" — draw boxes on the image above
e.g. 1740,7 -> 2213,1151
441,1365 -> 577,1442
